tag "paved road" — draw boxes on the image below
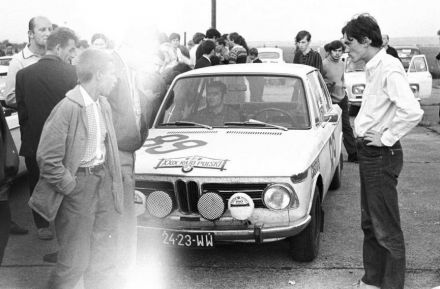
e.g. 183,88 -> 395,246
2,89 -> 440,289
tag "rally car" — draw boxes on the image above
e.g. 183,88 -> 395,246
134,63 -> 343,262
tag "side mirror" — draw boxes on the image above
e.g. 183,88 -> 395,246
323,112 -> 339,123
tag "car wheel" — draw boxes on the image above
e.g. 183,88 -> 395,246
329,153 -> 343,190
288,187 -> 322,262
348,105 -> 359,116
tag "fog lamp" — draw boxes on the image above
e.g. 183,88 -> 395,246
197,192 -> 225,221
146,190 -> 174,218
134,190 -> 146,217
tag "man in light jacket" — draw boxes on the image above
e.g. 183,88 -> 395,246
29,49 -> 123,289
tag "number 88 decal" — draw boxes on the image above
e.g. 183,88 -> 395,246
143,134 -> 207,154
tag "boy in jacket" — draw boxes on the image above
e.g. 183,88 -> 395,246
29,49 -> 122,289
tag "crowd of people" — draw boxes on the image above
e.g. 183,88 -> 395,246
0,12 -> 436,289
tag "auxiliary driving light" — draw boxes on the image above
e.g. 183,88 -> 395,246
134,190 -> 146,217
146,190 -> 174,218
263,184 -> 292,210
228,193 -> 254,220
197,192 -> 225,221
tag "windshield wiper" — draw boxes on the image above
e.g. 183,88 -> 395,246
224,119 -> 288,131
160,121 -> 213,130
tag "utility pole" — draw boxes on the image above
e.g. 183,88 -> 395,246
211,0 -> 216,28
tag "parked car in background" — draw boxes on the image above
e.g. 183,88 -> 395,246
257,47 -> 285,64
0,56 -> 12,66
0,57 -> 10,101
134,63 -> 343,262
343,51 -> 432,115
395,46 -> 420,70
2,107 -> 26,176
0,55 -> 26,177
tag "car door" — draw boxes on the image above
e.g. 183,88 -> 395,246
407,55 -> 432,99
306,71 -> 338,193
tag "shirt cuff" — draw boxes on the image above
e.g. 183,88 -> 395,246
380,130 -> 398,147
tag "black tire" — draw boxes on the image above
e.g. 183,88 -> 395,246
348,105 -> 359,116
329,153 -> 343,190
288,187 -> 322,262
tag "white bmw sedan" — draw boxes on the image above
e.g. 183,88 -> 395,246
134,63 -> 343,262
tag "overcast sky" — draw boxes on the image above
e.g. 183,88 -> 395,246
2,0 -> 439,45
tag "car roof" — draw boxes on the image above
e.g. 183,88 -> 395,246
177,63 -> 315,78
257,47 -> 283,53
394,46 -> 420,50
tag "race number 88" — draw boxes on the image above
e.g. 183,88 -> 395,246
144,134 -> 207,154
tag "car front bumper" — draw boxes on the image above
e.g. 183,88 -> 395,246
137,214 -> 311,243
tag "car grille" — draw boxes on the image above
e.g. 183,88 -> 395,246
135,180 -> 268,215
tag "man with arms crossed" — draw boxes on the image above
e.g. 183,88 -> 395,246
342,14 -> 423,289
322,40 -> 357,162
29,49 -> 123,289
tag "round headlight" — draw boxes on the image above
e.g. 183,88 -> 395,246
263,184 -> 292,210
146,190 -> 174,218
352,84 -> 365,95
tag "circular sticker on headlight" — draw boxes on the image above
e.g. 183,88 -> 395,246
228,193 -> 254,220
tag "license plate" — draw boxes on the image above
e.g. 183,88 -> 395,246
161,230 -> 214,248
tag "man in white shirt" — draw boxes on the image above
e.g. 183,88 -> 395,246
4,16 -> 52,107
342,14 -> 423,289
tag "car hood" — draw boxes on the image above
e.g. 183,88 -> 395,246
135,129 -> 319,177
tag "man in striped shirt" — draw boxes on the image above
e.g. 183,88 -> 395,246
293,30 -> 323,74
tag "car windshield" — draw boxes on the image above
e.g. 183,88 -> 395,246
156,75 -> 310,129
396,48 -> 420,70
259,52 -> 281,59
345,57 -> 366,72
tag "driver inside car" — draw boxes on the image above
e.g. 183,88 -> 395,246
191,81 -> 240,126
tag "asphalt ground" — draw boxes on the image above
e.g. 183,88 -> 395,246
1,85 -> 440,289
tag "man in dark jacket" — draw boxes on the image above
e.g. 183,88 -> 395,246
382,34 -> 400,60
15,27 -> 78,240
293,30 -> 323,73
195,40 -> 216,69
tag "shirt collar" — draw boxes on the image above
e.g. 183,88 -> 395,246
203,55 -> 211,62
79,85 -> 99,106
365,48 -> 386,72
22,45 -> 39,59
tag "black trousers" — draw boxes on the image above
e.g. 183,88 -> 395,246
25,156 -> 49,228
0,199 -> 11,265
336,96 -> 357,155
357,139 -> 405,289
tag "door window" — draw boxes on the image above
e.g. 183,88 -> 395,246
409,57 -> 428,73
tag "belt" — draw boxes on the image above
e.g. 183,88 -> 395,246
77,163 -> 105,174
